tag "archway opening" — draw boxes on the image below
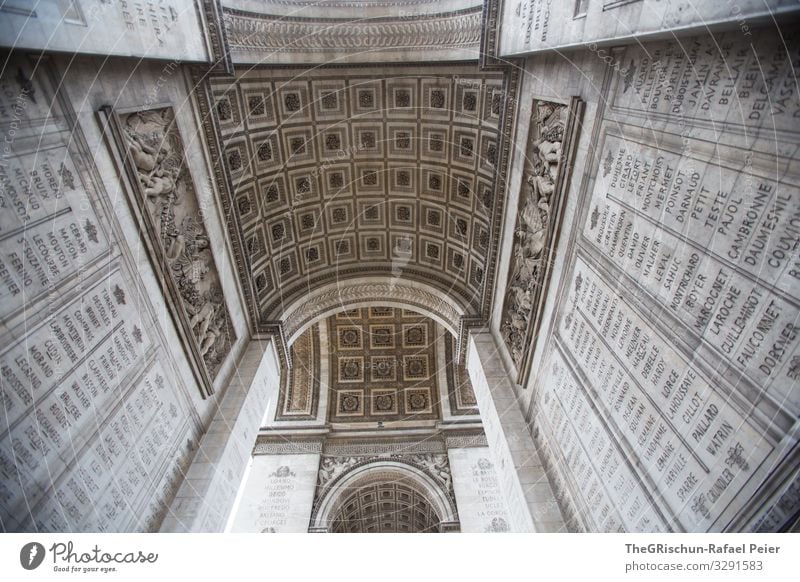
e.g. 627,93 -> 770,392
330,480 -> 441,533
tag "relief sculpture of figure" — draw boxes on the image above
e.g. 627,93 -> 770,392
501,101 -> 567,367
121,106 -> 235,380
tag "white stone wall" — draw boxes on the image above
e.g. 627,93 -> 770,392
229,453 -> 320,533
493,26 -> 800,531
499,0 -> 798,56
0,0 -> 210,61
0,54 -> 249,532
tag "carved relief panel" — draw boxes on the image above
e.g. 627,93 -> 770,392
500,97 -> 584,383
102,106 -> 235,396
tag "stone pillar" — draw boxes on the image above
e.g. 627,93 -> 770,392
447,441 -> 512,533
229,445 -> 321,533
466,329 -> 565,532
160,339 -> 280,532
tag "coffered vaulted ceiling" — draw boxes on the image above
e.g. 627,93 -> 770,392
203,63 -> 515,331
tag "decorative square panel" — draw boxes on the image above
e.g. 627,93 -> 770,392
420,238 -> 443,267
390,201 -> 414,228
274,249 -> 300,282
284,129 -> 315,164
336,390 -> 364,416
387,80 -> 417,118
224,140 -> 250,180
403,355 -> 429,380
338,357 -> 364,383
449,173 -> 473,210
446,246 -> 466,275
448,211 -> 470,242
236,185 -> 257,222
358,201 -> 386,228
480,134 -> 498,171
337,326 -> 363,350
296,208 -> 321,238
370,356 -> 396,382
313,82 -> 347,119
452,129 -> 478,169
369,325 -> 395,349
277,83 -> 312,122
420,204 -> 444,235
268,216 -> 294,247
289,170 -> 318,202
359,233 -> 387,260
319,128 -> 347,158
212,88 -> 242,128
390,234 -> 414,263
473,224 -> 490,256
352,123 -> 383,158
402,324 -> 427,348
329,233 -> 356,262
420,125 -> 450,161
358,167 -> 383,192
386,163 -> 415,196
469,260 -> 485,288
422,79 -> 450,117
350,80 -> 382,115
258,175 -> 288,215
369,307 -> 394,318
327,202 -> 353,232
243,90 -> 275,126
404,388 -> 433,415
301,241 -> 326,270
421,168 -> 446,197
456,82 -> 480,116
388,124 -> 415,158
370,389 -> 398,415
254,266 -> 273,296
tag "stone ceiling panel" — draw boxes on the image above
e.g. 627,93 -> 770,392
206,65 -> 512,328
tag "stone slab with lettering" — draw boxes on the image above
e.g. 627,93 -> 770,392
526,28 -> 799,532
448,446 -> 511,533
0,55 -> 202,532
0,0 -> 209,62
230,453 -> 320,533
498,0 -> 797,56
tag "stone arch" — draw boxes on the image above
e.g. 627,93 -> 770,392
277,276 -> 467,345
310,460 -> 459,532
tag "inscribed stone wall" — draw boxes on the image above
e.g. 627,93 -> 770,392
0,55 -> 241,531
0,0 -> 209,61
498,0 -> 797,56
513,28 -> 799,532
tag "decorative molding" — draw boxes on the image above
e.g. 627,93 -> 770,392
282,282 -> 463,341
100,106 -> 237,397
500,96 -> 584,385
479,0 -> 502,68
223,7 -> 482,53
203,0 -> 234,74
444,433 -> 487,449
275,325 -> 320,420
253,437 -> 324,455
444,333 -> 479,415
323,438 -> 446,456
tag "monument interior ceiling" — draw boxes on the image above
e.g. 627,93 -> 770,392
0,0 -> 798,539
203,64 -> 512,327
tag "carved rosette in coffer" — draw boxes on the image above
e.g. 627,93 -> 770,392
500,96 -> 584,385
101,106 -> 235,397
